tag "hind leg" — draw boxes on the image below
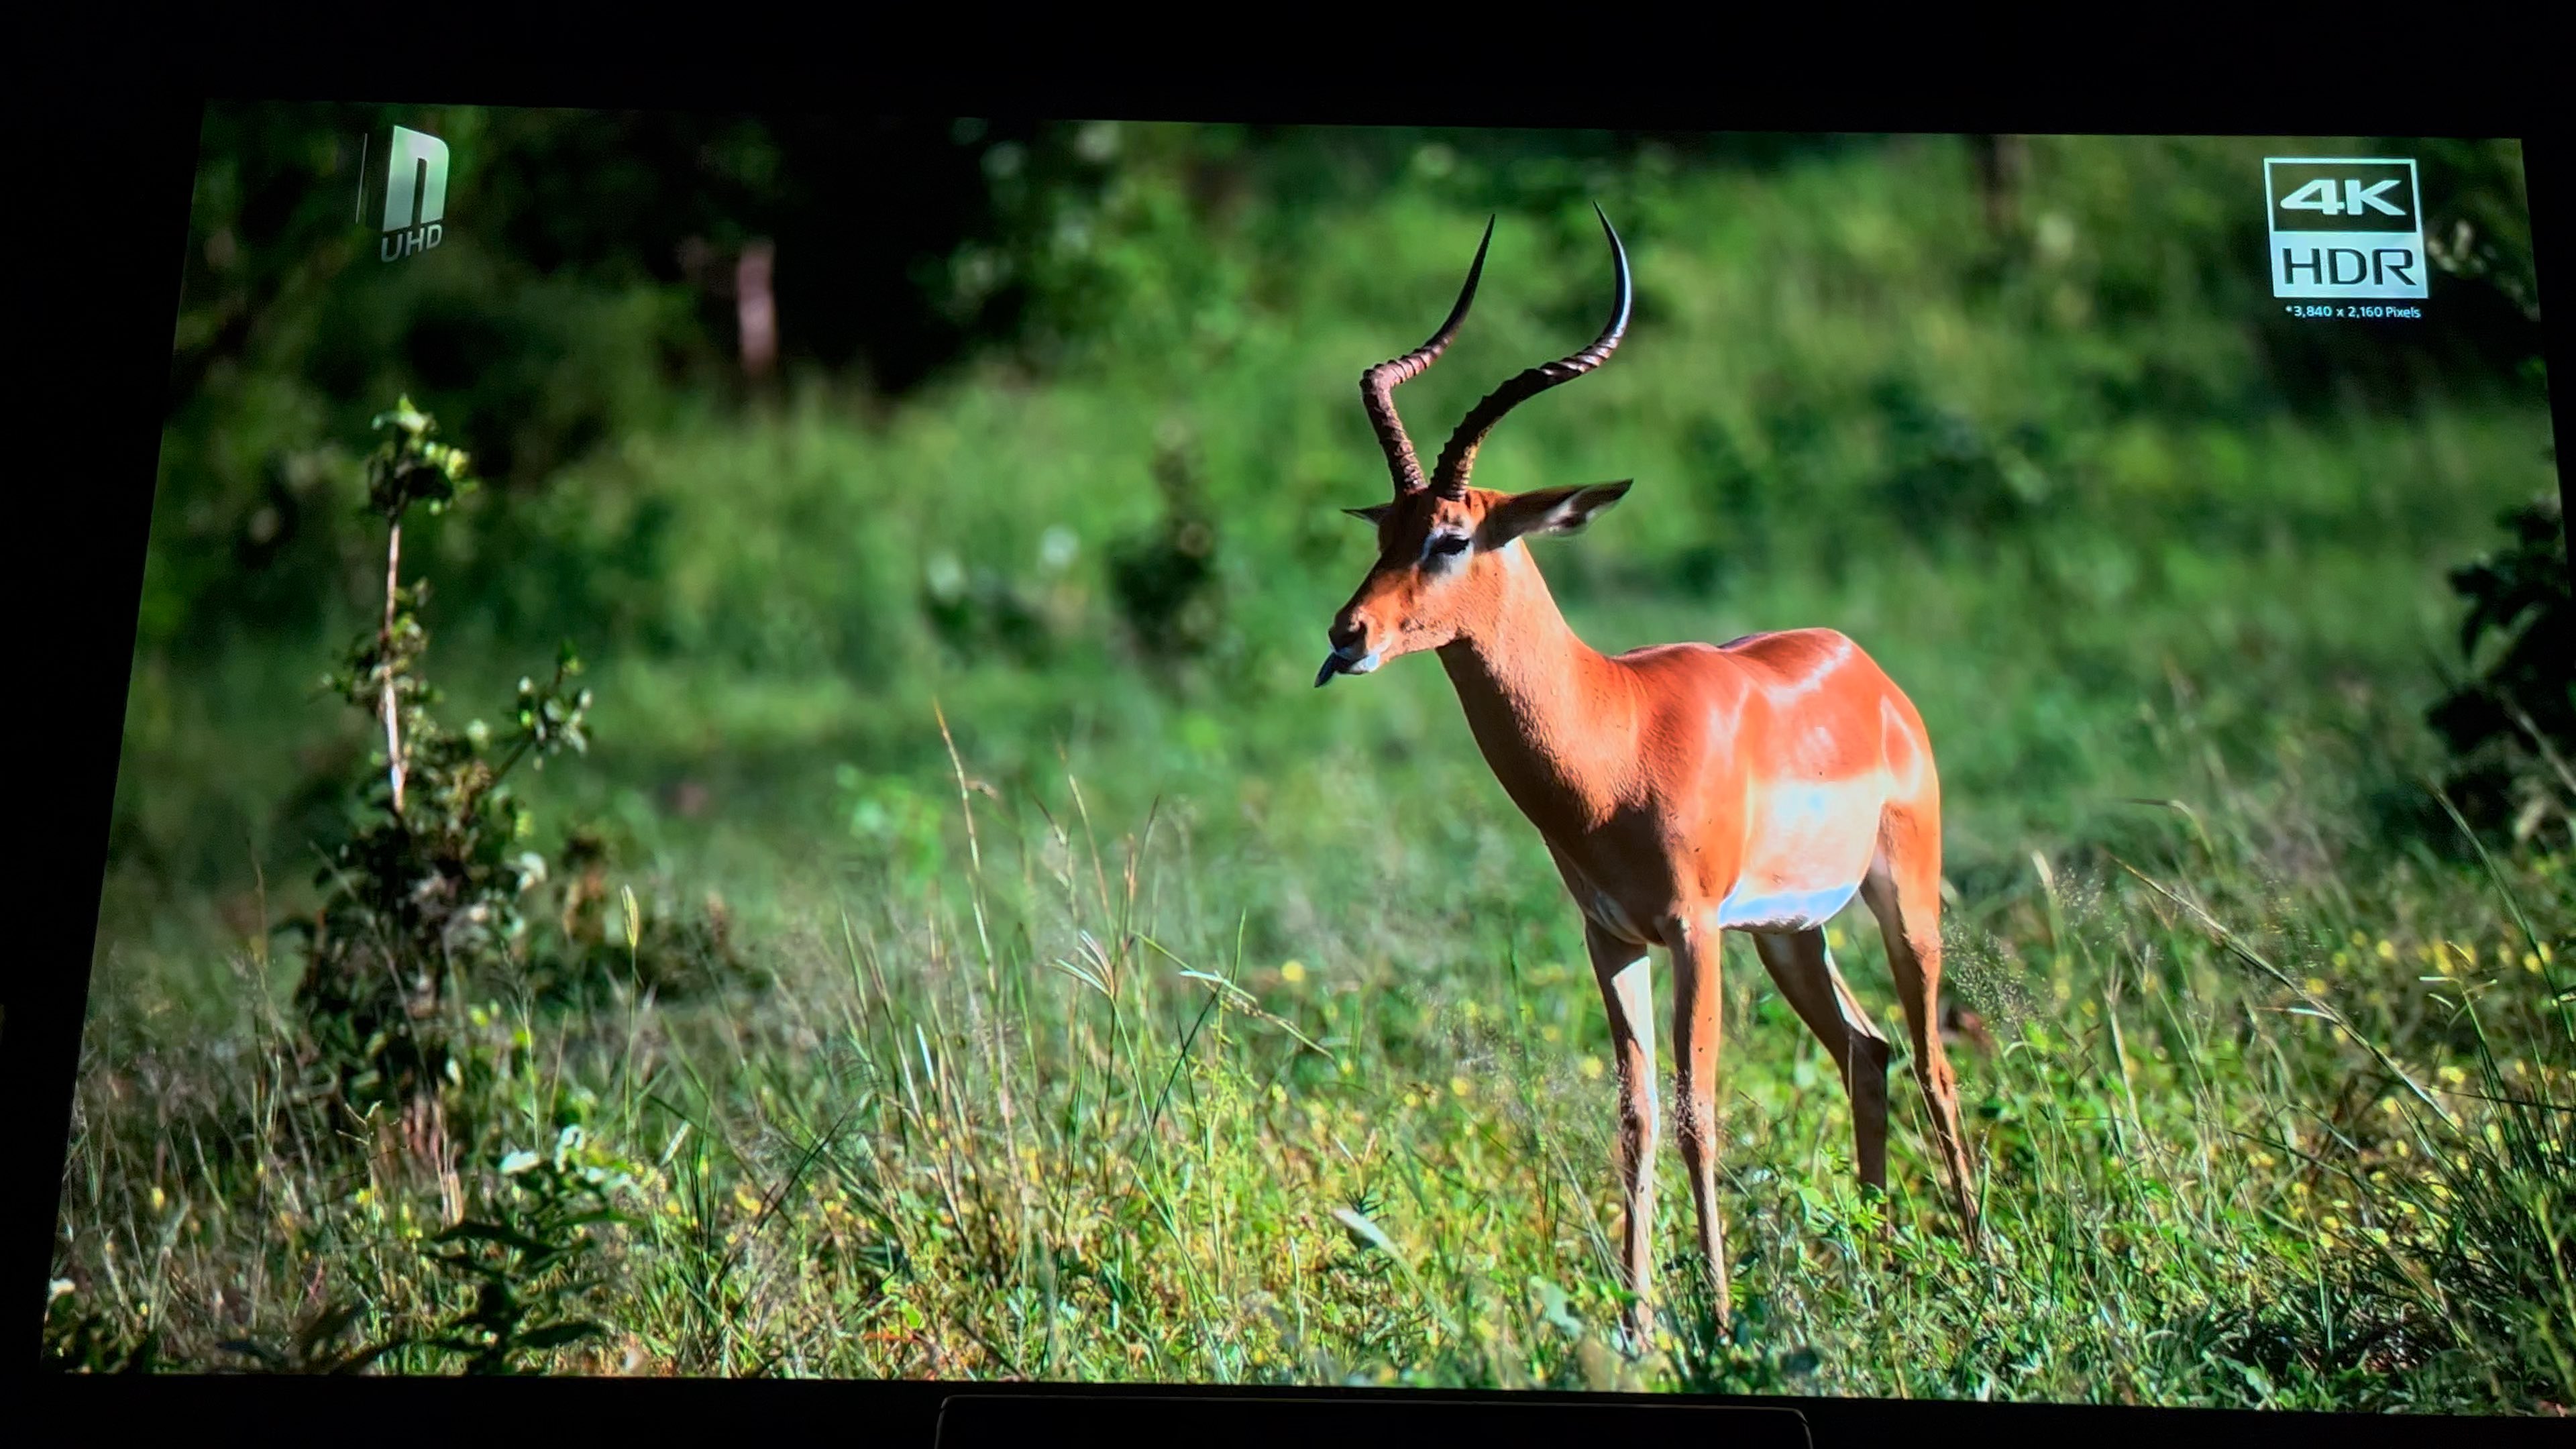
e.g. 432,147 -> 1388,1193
1750,927 -> 1892,1193
1860,805 -> 1979,1238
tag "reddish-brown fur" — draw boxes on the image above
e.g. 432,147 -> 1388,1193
1319,219 -> 1979,1340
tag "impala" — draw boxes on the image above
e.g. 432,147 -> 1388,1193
1316,209 -> 1979,1338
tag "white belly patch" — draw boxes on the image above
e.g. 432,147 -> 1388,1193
1711,773 -> 1882,932
1711,879 -> 1864,932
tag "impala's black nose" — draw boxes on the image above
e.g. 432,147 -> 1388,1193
1317,619 -> 1381,688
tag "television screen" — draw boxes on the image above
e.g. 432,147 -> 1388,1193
49,107 -> 2569,1415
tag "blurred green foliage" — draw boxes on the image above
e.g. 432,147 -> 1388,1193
114,122 -> 2557,935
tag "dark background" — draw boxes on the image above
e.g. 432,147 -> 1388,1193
13,19 -> 2573,1444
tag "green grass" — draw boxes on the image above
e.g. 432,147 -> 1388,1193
54,720 -> 2576,1404
54,127 -> 2574,1409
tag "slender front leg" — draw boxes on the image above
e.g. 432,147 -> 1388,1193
1582,920 -> 1658,1347
1664,916 -> 1730,1326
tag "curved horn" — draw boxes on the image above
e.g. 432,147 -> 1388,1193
1362,217 -> 1494,496
1430,205 -> 1631,498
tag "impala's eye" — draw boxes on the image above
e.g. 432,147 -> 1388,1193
1427,533 -> 1471,559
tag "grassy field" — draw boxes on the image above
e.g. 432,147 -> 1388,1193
53,126 -> 2574,1409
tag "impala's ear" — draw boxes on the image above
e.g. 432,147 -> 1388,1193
1479,480 -> 1632,546
1343,503 -> 1394,525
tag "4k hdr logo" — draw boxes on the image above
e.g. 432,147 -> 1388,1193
2264,158 -> 2426,300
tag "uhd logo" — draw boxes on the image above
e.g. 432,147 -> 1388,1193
2264,158 -> 2426,299
378,125 -> 449,262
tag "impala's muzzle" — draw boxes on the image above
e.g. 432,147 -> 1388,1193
1316,620 -> 1383,688
1313,644 -> 1383,687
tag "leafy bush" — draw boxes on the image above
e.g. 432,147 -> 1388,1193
288,400 -> 595,1111
419,1127 -> 637,1375
288,400 -> 751,1114
2430,494 -> 2574,845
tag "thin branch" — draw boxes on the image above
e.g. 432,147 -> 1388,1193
2503,697 -> 2576,800
380,517 -> 406,816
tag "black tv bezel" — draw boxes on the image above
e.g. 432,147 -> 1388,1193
15,26 -> 2572,1447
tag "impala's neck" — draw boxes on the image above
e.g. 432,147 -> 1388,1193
1436,542 -> 1638,826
